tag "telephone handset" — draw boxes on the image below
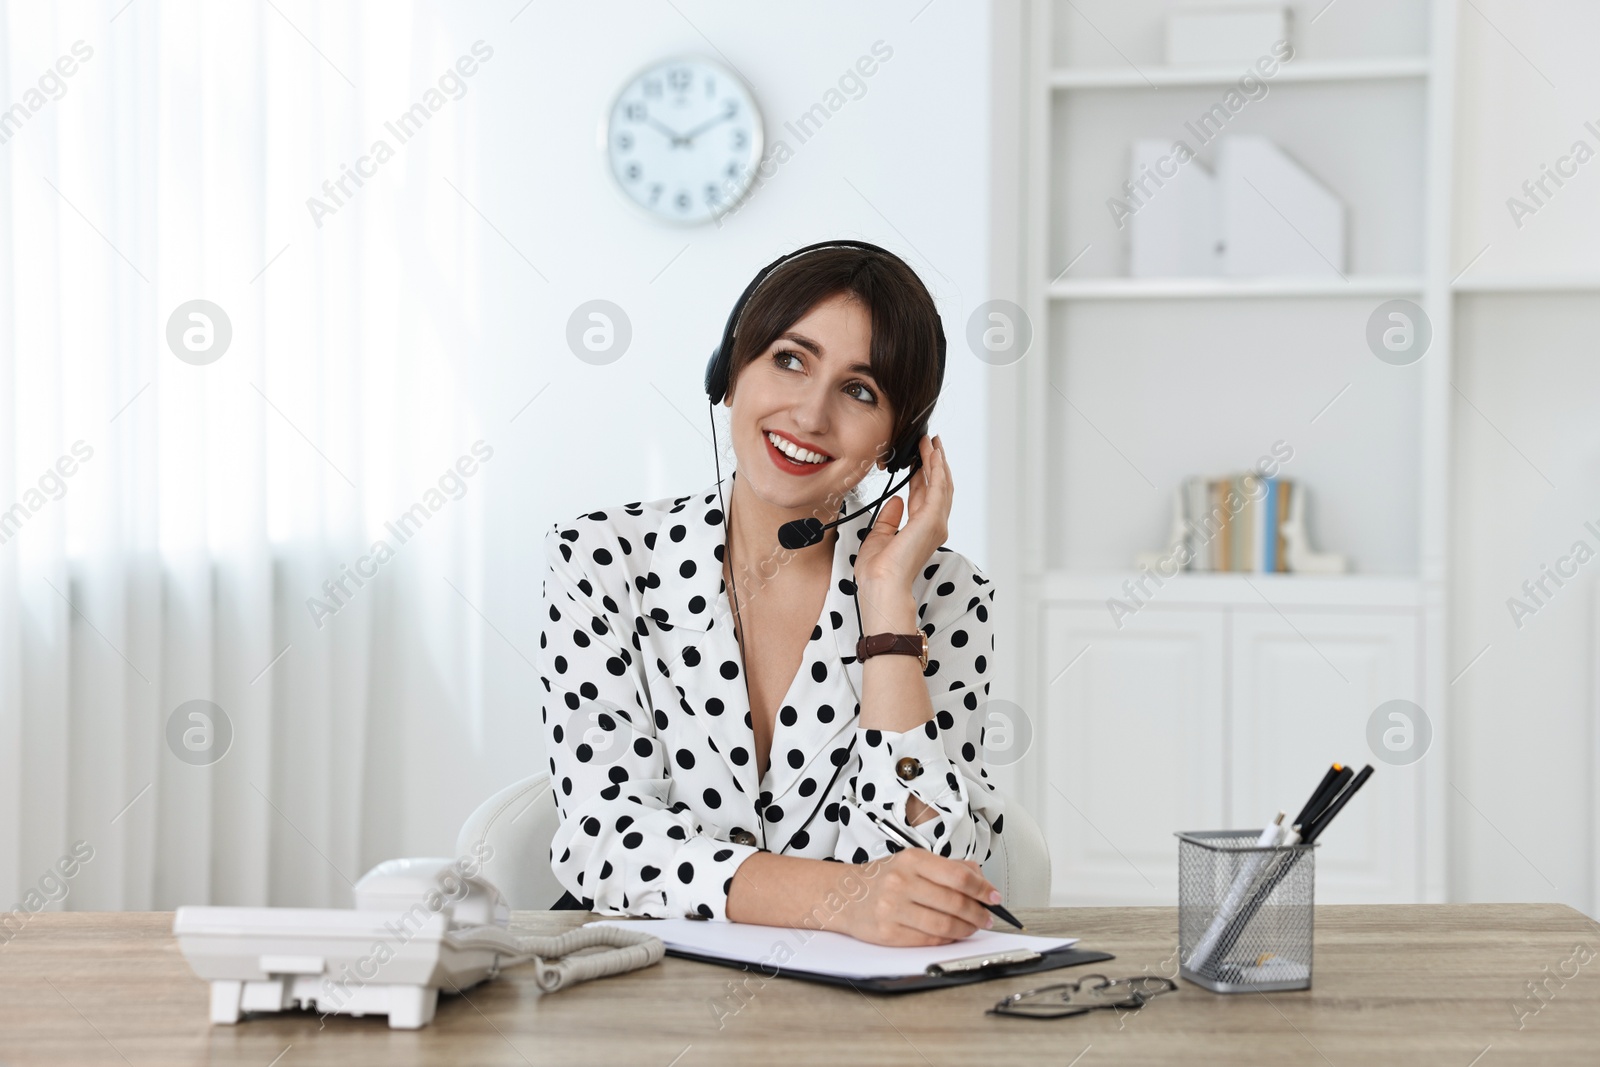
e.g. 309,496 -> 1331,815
174,854 -> 663,1030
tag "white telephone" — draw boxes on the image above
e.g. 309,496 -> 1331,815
173,853 -> 662,1029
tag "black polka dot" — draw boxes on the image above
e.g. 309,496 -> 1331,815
764,804 -> 784,822
703,788 -> 722,808
817,704 -> 835,723
730,747 -> 749,765
811,661 -> 828,683
677,862 -> 695,883
675,749 -> 695,770
788,830 -> 810,850
787,748 -> 805,769
582,817 -> 601,836
592,547 -> 613,566
641,865 -> 661,881
720,660 -> 739,680
779,705 -> 798,727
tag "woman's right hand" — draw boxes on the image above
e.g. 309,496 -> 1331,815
838,851 -> 1000,946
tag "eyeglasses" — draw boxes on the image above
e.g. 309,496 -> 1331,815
988,973 -> 1178,1019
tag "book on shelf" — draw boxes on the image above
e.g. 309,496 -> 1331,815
1139,474 -> 1347,575
1194,474 -> 1290,574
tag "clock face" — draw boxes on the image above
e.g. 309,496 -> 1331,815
604,56 -> 764,225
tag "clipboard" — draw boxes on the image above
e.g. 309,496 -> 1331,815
664,942 -> 1115,993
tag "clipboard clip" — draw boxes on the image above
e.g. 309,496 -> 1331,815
926,947 -> 1042,977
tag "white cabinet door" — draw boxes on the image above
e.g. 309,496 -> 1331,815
1229,609 -> 1423,903
1041,606 -> 1226,906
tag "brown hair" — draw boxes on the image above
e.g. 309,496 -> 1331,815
725,245 -> 944,467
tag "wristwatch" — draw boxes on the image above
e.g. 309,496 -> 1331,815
855,632 -> 929,669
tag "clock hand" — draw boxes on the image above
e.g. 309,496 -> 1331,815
677,111 -> 734,145
644,116 -> 686,147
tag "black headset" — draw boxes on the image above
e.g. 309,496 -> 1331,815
703,238 -> 947,478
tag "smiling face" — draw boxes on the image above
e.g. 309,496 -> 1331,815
722,291 -> 895,515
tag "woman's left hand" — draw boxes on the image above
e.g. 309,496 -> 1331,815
854,434 -> 952,597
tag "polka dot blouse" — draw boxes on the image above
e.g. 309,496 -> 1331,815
538,473 -> 1004,920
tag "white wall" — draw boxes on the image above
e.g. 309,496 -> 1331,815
383,2 -> 996,857
1449,0 -> 1600,913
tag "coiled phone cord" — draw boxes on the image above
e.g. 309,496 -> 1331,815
444,923 -> 665,992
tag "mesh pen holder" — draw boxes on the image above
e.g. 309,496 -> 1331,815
1176,830 -> 1316,993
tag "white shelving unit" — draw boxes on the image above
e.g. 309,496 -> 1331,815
993,0 -> 1456,906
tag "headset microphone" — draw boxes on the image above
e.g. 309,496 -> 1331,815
776,464 -> 920,550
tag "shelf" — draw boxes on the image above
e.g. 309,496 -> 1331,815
1046,276 -> 1424,300
1047,57 -> 1431,91
1038,570 -> 1425,610
1453,274 -> 1600,293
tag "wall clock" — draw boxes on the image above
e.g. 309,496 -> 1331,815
603,56 -> 764,225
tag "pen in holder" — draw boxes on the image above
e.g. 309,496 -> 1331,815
1176,830 -> 1316,993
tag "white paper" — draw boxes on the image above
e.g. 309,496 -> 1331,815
589,917 -> 1078,980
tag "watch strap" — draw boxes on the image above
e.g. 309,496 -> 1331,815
855,632 -> 927,668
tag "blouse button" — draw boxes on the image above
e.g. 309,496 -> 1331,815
895,757 -> 923,781
729,829 -> 757,847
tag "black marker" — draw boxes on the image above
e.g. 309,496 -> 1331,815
1292,763 -> 1346,830
1302,764 -> 1374,843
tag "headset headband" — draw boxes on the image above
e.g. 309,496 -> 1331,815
702,239 -> 946,474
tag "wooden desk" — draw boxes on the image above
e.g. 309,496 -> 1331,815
1,904 -> 1597,1066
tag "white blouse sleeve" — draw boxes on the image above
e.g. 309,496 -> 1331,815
539,520 -> 761,919
831,550 -> 1006,865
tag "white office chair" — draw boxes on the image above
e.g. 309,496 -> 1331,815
456,773 -> 1053,910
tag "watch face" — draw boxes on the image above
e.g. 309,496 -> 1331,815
603,56 -> 764,225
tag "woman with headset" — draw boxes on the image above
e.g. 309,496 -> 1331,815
539,241 -> 1004,946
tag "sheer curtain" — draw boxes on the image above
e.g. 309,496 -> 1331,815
0,0 -> 493,908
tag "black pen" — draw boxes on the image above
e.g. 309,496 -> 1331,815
866,810 -> 1024,930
